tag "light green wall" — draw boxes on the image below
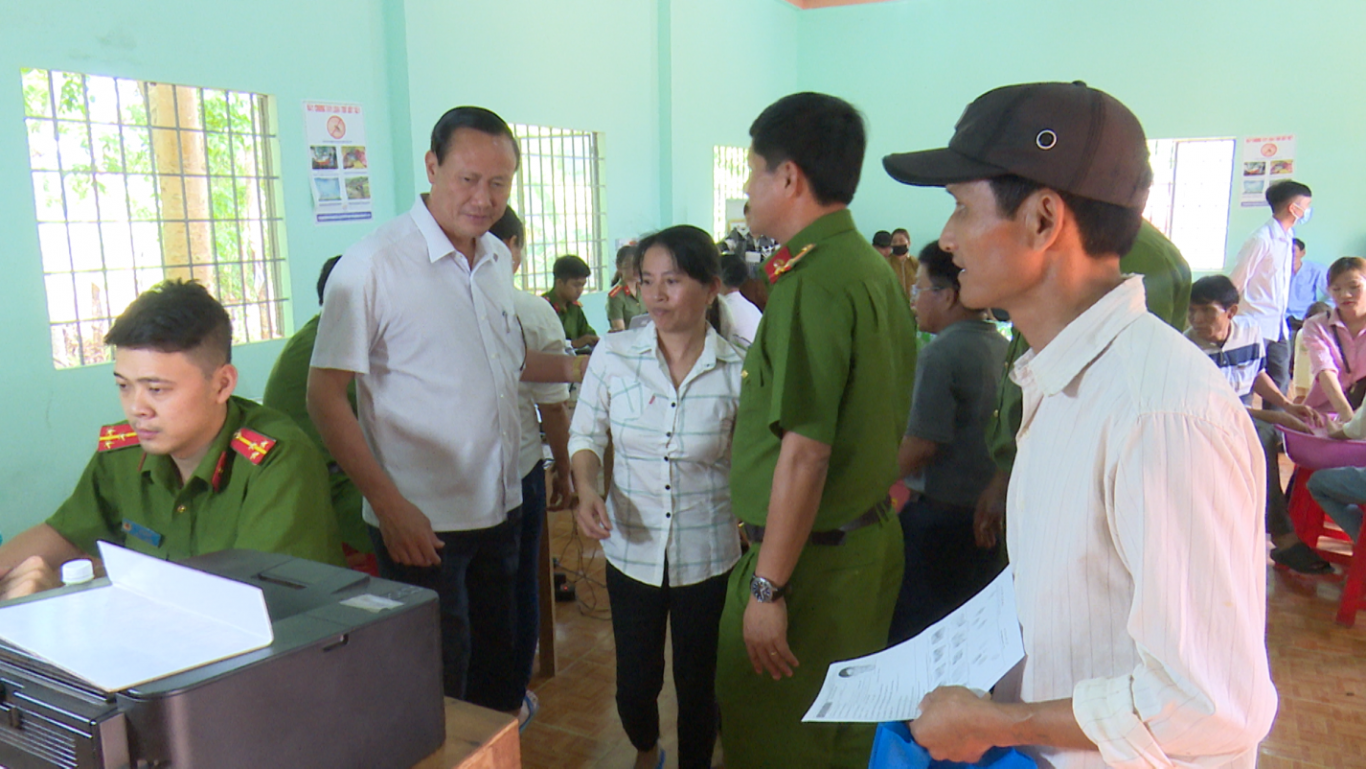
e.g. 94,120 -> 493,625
0,1 -> 400,533
796,0 -> 1366,271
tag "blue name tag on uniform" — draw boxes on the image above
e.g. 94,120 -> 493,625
121,519 -> 163,548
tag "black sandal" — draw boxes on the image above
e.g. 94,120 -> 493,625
1271,542 -> 1334,575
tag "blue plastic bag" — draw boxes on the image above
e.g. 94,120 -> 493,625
868,721 -> 1036,769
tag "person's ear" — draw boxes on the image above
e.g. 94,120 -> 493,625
1019,189 -> 1065,253
213,364 -> 238,404
424,150 -> 440,184
1228,304 -> 1240,319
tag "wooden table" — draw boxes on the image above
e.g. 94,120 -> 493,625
413,698 -> 520,769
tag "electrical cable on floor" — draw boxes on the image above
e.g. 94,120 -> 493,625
551,499 -> 612,620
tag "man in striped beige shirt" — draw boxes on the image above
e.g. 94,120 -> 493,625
882,82 -> 1276,768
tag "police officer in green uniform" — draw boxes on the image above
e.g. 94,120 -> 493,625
542,254 -> 599,349
716,93 -> 916,769
263,256 -> 370,554
974,219 -> 1191,547
0,280 -> 343,600
606,244 -> 647,331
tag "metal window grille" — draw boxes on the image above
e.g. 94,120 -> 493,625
713,145 -> 749,240
508,123 -> 607,294
21,67 -> 287,369
1144,138 -> 1235,272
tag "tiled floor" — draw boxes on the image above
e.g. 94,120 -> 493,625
524,508 -> 1366,768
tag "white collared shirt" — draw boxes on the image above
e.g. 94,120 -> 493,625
1183,315 -> 1265,399
312,196 -> 524,531
568,323 -> 744,587
720,290 -> 763,349
1229,218 -> 1295,341
514,289 -> 570,478
1005,276 -> 1276,769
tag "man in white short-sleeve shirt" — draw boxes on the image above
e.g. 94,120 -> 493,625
308,107 -> 579,714
883,82 -> 1276,768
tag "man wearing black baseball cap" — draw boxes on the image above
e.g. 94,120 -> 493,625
884,82 -> 1275,767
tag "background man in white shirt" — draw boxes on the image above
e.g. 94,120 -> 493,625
719,252 -> 762,348
309,107 -> 580,713
1229,179 -> 1314,398
883,81 -> 1276,768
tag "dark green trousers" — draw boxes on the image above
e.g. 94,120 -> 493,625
716,513 -> 903,769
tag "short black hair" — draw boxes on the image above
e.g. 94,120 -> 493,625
919,241 -> 961,293
552,255 -> 592,281
720,252 -> 750,289
1293,238 -> 1305,251
749,92 -> 866,206
1329,256 -> 1366,284
489,206 -> 524,245
635,226 -> 722,285
1189,275 -> 1240,309
987,174 -> 1143,258
1265,180 -> 1311,212
105,280 -> 231,371
317,255 -> 341,305
430,106 -> 520,168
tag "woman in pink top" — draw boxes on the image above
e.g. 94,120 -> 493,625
1302,257 -> 1366,417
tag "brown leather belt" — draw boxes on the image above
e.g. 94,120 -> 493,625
742,497 -> 892,547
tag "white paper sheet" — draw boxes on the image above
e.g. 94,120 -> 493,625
0,542 -> 272,692
802,566 -> 1024,723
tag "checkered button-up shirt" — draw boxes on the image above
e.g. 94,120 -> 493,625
569,323 -> 743,587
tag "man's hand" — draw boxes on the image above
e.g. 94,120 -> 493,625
911,686 -> 1002,763
743,597 -> 799,680
374,497 -> 444,567
574,489 -> 612,540
1286,403 -> 1325,429
548,463 -> 573,511
974,469 -> 1009,549
571,334 -> 599,349
0,556 -> 61,600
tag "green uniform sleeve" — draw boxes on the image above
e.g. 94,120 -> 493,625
986,330 -> 1029,474
606,292 -> 624,323
766,279 -> 852,445
46,453 -> 122,555
231,440 -> 345,566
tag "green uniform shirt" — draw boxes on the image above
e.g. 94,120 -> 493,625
47,396 -> 345,566
541,290 -> 595,342
262,315 -> 369,552
605,283 -> 646,327
730,209 -> 916,530
985,220 -> 1192,472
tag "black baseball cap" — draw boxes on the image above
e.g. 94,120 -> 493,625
883,81 -> 1151,210
871,230 -> 892,247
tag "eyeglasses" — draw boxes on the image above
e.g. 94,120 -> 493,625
910,285 -> 948,301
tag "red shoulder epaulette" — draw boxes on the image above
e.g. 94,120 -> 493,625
231,427 -> 277,465
608,284 -> 624,298
97,423 -> 140,452
763,243 -> 817,284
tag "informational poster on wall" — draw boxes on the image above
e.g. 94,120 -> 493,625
303,101 -> 372,224
1239,135 -> 1296,207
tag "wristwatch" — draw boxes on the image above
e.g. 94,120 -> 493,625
749,574 -> 789,603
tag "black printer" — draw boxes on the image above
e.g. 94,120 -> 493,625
0,549 -> 443,769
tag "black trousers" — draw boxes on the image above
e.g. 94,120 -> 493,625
605,561 -> 730,769
888,495 -> 1006,645
368,509 -> 522,711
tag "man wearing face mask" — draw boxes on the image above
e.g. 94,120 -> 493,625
887,227 -> 917,300
1229,179 -> 1314,397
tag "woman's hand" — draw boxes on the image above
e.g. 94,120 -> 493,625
575,489 -> 612,540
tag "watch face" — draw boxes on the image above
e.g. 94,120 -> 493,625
750,576 -> 773,602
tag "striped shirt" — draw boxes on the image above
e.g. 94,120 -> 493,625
1005,276 -> 1276,768
1184,315 -> 1265,400
568,323 -> 744,587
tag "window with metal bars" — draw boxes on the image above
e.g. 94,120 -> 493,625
713,145 -> 748,240
1143,137 -> 1235,272
21,67 -> 287,369
508,123 -> 607,294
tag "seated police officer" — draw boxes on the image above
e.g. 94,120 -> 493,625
0,280 -> 343,600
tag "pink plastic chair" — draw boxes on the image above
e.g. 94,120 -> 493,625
1277,426 -> 1366,626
